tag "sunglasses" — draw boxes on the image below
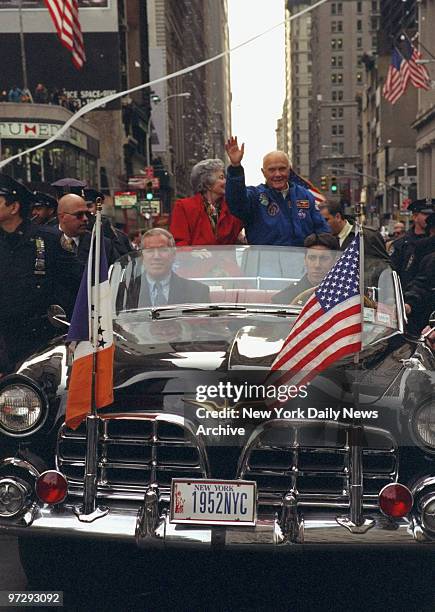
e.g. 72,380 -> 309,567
65,210 -> 91,219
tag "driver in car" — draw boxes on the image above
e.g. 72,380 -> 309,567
272,233 -> 339,305
135,228 -> 210,307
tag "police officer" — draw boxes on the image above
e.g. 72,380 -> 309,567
84,188 -> 132,257
31,191 -> 58,226
404,212 -> 435,336
224,136 -> 330,245
390,198 -> 435,290
0,175 -> 81,374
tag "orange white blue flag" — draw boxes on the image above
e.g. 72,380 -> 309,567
65,230 -> 114,429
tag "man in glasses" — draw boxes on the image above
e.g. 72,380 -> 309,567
56,193 -> 118,266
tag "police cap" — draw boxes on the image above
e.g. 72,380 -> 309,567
51,177 -> 87,198
0,174 -> 35,217
84,188 -> 105,203
407,198 -> 435,214
32,191 -> 58,209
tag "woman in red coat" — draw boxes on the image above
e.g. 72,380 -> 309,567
170,159 -> 243,245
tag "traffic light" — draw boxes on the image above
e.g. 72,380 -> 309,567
146,181 -> 154,201
330,176 -> 338,194
320,175 -> 328,191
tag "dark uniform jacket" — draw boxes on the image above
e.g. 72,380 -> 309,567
342,226 -> 391,287
390,228 -> 426,291
404,238 -> 435,335
0,221 -> 81,372
45,226 -> 119,267
272,274 -> 314,306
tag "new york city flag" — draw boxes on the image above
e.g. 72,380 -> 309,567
65,231 -> 114,429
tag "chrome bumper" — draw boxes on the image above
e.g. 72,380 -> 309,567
0,502 -> 433,548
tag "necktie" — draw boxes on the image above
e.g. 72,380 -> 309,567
153,281 -> 167,306
61,235 -> 77,253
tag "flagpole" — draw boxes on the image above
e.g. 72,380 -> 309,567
81,197 -> 107,518
18,0 -> 29,93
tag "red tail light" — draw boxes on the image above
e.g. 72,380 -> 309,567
35,470 -> 68,504
379,483 -> 413,518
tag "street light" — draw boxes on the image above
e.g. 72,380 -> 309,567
146,92 -> 191,166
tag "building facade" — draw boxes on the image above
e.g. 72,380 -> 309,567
147,0 -> 231,200
413,0 -> 435,197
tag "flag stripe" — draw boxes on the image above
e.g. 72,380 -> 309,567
44,0 -> 86,69
270,234 -> 362,389
272,304 -> 361,369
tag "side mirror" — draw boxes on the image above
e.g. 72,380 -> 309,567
47,305 -> 70,329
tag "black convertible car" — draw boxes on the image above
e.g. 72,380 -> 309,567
0,245 -> 434,573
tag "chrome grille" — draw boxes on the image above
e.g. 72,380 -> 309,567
237,420 -> 398,507
56,414 -> 209,500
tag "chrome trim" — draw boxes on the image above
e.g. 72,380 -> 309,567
1,504 -> 433,546
393,270 -> 406,333
411,476 -> 435,499
237,420 -> 398,510
0,478 -> 32,518
56,413 -> 210,500
82,415 -> 101,516
135,484 -> 164,548
420,494 -> 435,535
0,457 -> 41,479
279,491 -> 304,543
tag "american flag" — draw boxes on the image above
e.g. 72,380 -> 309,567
44,0 -> 86,69
271,234 -> 362,387
401,38 -> 431,92
289,169 -> 327,204
383,48 -> 408,104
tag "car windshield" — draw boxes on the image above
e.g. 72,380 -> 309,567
111,245 -> 400,345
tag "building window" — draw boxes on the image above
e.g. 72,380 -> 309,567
356,72 -> 363,83
371,17 -> 378,30
331,74 -> 337,84
331,56 -> 337,67
357,20 -> 362,32
331,108 -> 337,119
357,37 -> 362,48
337,21 -> 343,32
331,21 -> 337,32
332,90 -> 344,102
338,125 -> 344,135
357,55 -> 363,66
357,1 -> 362,13
337,2 -> 342,14
338,108 -> 343,118
331,2 -> 336,15
372,35 -> 377,49
332,125 -> 338,135
371,1 -> 378,11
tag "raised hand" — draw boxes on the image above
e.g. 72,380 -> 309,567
225,136 -> 245,167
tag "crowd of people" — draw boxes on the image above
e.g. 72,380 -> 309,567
1,83 -> 81,112
0,136 -> 434,375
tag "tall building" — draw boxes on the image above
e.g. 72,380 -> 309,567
147,0 -> 231,200
0,0 -> 151,209
413,0 -> 435,196
309,0 -> 378,207
360,0 -> 419,223
284,0 -> 313,177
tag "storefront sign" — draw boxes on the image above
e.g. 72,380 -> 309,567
0,121 -> 87,150
114,192 -> 138,208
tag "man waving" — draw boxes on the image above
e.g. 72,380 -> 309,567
225,136 -> 329,246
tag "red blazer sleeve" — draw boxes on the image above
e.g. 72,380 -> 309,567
170,201 -> 192,246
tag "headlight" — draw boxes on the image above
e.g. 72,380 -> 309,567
412,404 -> 435,452
0,385 -> 43,434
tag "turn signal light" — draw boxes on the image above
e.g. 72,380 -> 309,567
35,470 -> 68,504
379,483 -> 413,518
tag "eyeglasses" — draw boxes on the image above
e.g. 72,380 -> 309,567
65,210 -> 91,219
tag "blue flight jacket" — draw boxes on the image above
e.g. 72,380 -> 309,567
225,165 -> 330,246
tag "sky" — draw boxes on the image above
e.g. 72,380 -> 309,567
227,0 -> 286,184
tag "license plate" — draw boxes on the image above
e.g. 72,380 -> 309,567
170,479 -> 257,526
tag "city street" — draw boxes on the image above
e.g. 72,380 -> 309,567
1,535 -> 434,611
